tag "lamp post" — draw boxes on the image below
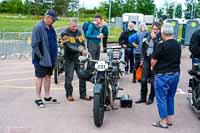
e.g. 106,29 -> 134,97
108,0 -> 112,34
77,0 -> 80,19
44,0 -> 54,10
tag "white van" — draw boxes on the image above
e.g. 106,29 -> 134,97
122,13 -> 144,23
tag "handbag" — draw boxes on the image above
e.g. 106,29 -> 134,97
136,65 -> 142,81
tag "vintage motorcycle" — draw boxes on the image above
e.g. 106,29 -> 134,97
79,45 -> 132,127
54,42 -> 65,84
188,63 -> 200,113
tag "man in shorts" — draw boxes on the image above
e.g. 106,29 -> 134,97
31,10 -> 59,108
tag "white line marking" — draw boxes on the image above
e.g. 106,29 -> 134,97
0,71 -> 33,76
176,88 -> 187,95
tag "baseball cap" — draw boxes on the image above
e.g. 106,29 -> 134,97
45,10 -> 58,21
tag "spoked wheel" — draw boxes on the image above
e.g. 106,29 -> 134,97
93,93 -> 105,127
54,61 -> 59,84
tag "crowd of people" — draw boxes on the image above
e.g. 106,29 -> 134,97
31,9 -> 183,129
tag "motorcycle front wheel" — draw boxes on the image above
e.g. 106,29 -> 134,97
93,93 -> 104,127
54,60 -> 59,84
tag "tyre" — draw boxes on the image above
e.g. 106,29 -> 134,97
54,61 -> 59,84
93,93 -> 104,127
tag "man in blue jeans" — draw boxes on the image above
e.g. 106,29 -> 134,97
151,23 -> 181,128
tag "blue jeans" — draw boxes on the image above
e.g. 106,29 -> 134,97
154,72 -> 180,119
192,57 -> 200,65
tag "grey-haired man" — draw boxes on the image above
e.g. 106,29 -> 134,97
31,10 -> 59,108
61,18 -> 91,101
151,23 -> 181,128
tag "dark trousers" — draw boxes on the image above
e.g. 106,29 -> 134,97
192,57 -> 200,65
65,60 -> 86,98
87,43 -> 100,70
124,48 -> 134,72
103,36 -> 108,52
140,56 -> 155,100
133,54 -> 141,80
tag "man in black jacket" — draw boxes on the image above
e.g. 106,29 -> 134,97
189,29 -> 200,64
119,21 -> 137,74
61,18 -> 91,101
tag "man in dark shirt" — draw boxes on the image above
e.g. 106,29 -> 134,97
119,21 -> 137,74
61,18 -> 91,101
189,29 -> 200,64
151,23 -> 181,128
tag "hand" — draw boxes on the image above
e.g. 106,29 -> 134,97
132,43 -> 138,48
151,32 -> 156,39
150,66 -> 153,71
140,60 -> 143,66
123,44 -> 127,48
82,50 -> 88,56
97,33 -> 104,39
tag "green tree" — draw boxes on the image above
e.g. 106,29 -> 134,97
194,1 -> 200,18
136,0 -> 155,15
0,0 -> 24,14
0,1 -> 9,13
54,0 -> 71,16
175,4 -> 182,18
166,5 -> 174,18
184,3 -> 192,19
157,8 -> 164,19
68,0 -> 79,17
123,0 -> 137,13
98,1 -> 109,17
111,0 -> 124,17
31,0 -> 48,16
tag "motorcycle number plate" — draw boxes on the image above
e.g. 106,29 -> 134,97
95,61 -> 108,71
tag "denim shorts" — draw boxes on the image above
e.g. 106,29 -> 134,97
34,65 -> 53,78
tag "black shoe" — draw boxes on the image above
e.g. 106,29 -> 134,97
35,99 -> 45,108
146,99 -> 153,105
44,97 -> 60,104
132,79 -> 136,83
135,99 -> 146,104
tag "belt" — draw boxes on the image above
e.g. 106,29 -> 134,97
156,72 -> 178,76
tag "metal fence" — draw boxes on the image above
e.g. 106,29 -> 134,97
0,27 -> 66,60
0,32 -> 32,60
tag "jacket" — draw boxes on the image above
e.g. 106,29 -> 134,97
118,29 -> 137,48
61,28 -> 85,61
101,24 -> 109,37
141,32 -> 162,60
128,31 -> 148,54
31,20 -> 57,67
86,23 -> 101,45
189,29 -> 200,58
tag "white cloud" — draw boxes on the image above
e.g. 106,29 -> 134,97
79,0 -> 105,9
79,0 -> 186,9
